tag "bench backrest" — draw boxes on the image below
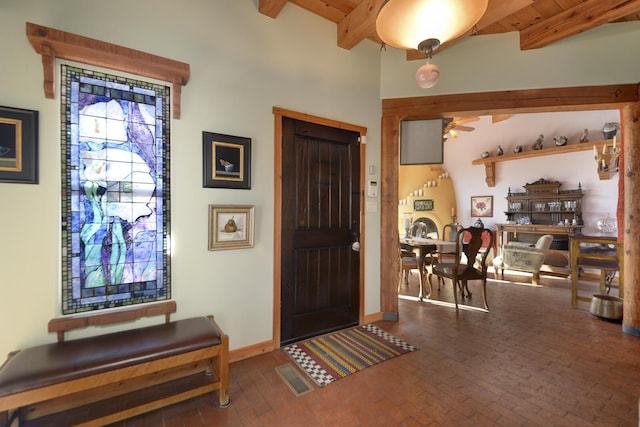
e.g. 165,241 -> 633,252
48,301 -> 177,342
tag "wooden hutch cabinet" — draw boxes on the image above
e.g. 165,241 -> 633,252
496,178 -> 584,276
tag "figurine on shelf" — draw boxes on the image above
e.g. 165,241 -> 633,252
554,136 -> 568,146
481,151 -> 490,159
579,128 -> 589,143
602,122 -> 619,140
532,134 -> 544,150
513,145 -> 523,154
497,145 -> 504,156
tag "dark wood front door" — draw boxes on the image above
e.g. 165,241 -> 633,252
280,117 -> 361,345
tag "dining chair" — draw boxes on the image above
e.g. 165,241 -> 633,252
439,222 -> 463,262
431,226 -> 494,310
431,222 -> 462,291
399,242 -> 419,289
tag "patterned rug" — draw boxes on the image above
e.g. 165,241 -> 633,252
282,324 -> 418,387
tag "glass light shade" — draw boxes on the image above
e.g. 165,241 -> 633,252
376,0 -> 489,50
415,61 -> 440,88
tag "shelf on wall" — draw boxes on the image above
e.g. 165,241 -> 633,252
472,139 -> 617,187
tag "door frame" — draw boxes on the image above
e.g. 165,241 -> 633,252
272,107 -> 367,347
379,83 -> 640,318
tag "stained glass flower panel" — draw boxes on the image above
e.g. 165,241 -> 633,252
61,65 -> 171,314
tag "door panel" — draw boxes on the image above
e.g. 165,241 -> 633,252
280,117 -> 360,345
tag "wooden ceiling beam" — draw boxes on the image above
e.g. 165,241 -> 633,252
289,0 -> 350,23
520,0 -> 640,50
337,0 -> 383,50
381,84 -> 640,119
406,0 -> 535,61
258,0 -> 289,18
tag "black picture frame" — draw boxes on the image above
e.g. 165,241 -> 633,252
0,106 -> 39,184
202,131 -> 251,189
413,199 -> 434,211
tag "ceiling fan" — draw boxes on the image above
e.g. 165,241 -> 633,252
443,117 -> 479,139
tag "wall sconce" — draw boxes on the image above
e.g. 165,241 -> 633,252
376,0 -> 488,89
594,137 -> 621,180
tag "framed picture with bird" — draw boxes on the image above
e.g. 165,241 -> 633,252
203,131 -> 251,189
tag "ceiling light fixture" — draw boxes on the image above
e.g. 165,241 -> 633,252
376,0 -> 489,88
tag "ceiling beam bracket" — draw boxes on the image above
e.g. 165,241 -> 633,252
25,22 -> 190,119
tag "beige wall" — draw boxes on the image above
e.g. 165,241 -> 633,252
380,23 -> 640,98
0,1 -> 382,358
398,165 -> 456,236
1,1 -> 639,360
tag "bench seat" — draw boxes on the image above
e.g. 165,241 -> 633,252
0,309 -> 229,427
0,317 -> 220,398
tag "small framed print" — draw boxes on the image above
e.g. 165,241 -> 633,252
0,106 -> 38,184
413,199 -> 434,211
208,204 -> 255,250
471,196 -> 493,217
203,131 -> 251,189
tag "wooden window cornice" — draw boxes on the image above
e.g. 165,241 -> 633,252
25,22 -> 190,119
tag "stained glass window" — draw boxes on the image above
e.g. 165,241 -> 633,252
60,65 -> 171,314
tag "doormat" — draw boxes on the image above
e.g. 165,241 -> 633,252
282,324 -> 418,387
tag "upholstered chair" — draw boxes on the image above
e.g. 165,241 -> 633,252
492,234 -> 554,285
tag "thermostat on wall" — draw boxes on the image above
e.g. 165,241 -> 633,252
367,180 -> 378,197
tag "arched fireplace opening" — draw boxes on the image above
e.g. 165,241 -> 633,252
411,217 -> 439,239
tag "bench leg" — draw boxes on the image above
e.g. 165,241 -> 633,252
218,336 -> 230,408
1,410 -> 19,427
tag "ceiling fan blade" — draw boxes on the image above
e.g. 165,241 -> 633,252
492,114 -> 512,123
455,117 -> 480,124
454,125 -> 475,132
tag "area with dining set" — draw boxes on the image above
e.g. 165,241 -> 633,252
395,110 -> 623,319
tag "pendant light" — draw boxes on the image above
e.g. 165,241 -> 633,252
376,0 -> 488,88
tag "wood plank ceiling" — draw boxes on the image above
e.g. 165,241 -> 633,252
258,0 -> 640,59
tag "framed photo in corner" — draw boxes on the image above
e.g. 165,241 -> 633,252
471,196 -> 493,217
0,106 -> 39,184
208,205 -> 255,250
203,131 -> 251,189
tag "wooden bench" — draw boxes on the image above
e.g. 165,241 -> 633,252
0,301 -> 229,426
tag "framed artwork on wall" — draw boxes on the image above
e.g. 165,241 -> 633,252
60,65 -> 171,314
203,132 -> 251,189
471,196 -> 493,217
0,105 -> 39,184
413,199 -> 434,211
208,205 -> 255,250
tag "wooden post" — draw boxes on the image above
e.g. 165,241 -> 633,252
622,102 -> 640,337
380,114 -> 400,318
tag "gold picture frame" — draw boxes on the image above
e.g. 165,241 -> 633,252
471,196 -> 493,218
208,205 -> 255,250
0,105 -> 39,184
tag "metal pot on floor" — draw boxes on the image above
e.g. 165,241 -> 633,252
590,294 -> 623,322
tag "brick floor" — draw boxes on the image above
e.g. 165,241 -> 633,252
110,272 -> 639,426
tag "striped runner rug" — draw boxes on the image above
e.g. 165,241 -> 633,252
282,324 -> 418,387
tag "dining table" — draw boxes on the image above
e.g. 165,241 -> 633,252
400,236 -> 457,300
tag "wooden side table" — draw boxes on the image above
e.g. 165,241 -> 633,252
570,233 -> 623,308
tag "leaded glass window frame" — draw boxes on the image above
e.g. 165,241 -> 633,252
60,65 -> 171,314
